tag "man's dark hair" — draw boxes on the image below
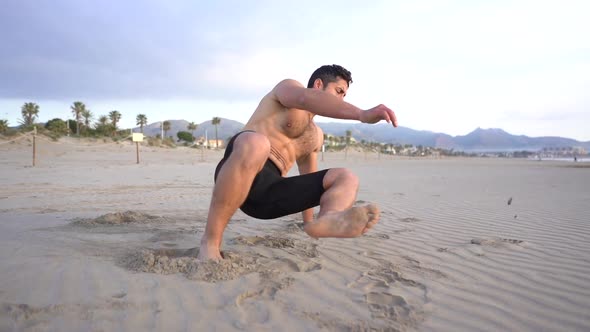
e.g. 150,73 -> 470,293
307,64 -> 353,88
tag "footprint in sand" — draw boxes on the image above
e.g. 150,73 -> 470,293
268,258 -> 321,273
235,271 -> 294,306
347,261 -> 425,329
365,292 -> 411,320
234,271 -> 295,326
399,217 -> 420,223
365,233 -> 391,240
233,235 -> 295,249
232,235 -> 319,259
470,238 -> 526,247
438,238 -> 527,257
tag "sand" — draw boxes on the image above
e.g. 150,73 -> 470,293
1,135 -> 589,331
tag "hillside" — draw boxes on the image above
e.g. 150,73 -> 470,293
133,119 -> 590,152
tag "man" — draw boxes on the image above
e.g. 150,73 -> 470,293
198,64 -> 397,261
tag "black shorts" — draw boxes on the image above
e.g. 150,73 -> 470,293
214,131 -> 329,219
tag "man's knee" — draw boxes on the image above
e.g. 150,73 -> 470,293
231,132 -> 271,169
325,168 -> 359,189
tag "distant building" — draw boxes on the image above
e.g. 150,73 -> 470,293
573,146 -> 587,155
382,144 -> 396,155
540,146 -> 587,157
324,134 -> 338,147
195,136 -> 225,149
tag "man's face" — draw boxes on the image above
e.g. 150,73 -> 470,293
321,78 -> 348,100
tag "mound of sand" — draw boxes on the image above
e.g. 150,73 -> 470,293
120,248 -> 263,283
120,233 -> 324,283
72,211 -> 165,226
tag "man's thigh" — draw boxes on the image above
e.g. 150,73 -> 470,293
242,169 -> 329,219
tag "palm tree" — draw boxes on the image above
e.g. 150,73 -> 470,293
212,117 -> 221,148
81,109 -> 93,133
136,114 -> 148,133
162,120 -> 171,138
95,115 -> 113,136
108,110 -> 122,130
187,121 -> 198,141
70,101 -> 86,135
97,115 -> 109,126
0,119 -> 8,133
20,102 -> 40,126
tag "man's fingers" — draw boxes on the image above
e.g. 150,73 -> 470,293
370,105 -> 397,127
383,111 -> 391,123
387,108 -> 398,127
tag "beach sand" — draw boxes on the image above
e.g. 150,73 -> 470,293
1,135 -> 589,331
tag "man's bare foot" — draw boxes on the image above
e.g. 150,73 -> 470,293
197,240 -> 223,261
303,204 -> 380,238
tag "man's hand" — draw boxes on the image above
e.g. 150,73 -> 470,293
360,104 -> 398,127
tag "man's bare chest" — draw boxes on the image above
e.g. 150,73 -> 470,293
276,110 -> 321,156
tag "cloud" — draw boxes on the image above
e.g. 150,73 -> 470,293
1,0 -> 589,140
0,0 -> 374,101
0,1 -> 276,100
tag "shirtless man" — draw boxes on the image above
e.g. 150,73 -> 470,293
198,64 -> 397,261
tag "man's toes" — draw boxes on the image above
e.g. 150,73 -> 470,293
362,221 -> 377,232
367,211 -> 380,224
363,220 -> 378,235
366,218 -> 378,228
365,204 -> 380,219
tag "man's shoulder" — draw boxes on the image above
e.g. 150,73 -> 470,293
276,78 -> 303,87
272,78 -> 304,94
263,78 -> 301,105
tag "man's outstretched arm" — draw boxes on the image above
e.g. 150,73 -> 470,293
273,79 -> 398,127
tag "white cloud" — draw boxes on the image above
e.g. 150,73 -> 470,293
1,0 -> 589,140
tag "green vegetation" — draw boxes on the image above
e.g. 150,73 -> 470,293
109,110 -> 122,131
162,121 -> 171,138
136,114 -> 148,133
212,117 -> 221,148
45,118 -> 68,136
20,102 -> 39,126
70,101 -> 87,135
187,121 -> 197,140
0,119 -> 8,134
177,131 -> 194,143
81,109 -> 93,134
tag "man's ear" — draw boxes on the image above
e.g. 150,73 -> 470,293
313,78 -> 323,89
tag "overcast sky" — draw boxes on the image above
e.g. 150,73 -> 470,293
1,0 -> 589,140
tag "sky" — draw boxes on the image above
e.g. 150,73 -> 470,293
1,0 -> 589,140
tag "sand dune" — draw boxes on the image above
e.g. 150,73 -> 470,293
1,136 -> 589,331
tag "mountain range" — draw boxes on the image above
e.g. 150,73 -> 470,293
137,119 -> 590,152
